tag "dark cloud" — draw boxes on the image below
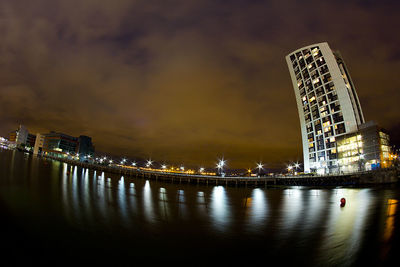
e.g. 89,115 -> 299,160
1,0 -> 399,169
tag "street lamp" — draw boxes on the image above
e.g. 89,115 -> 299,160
132,162 -> 137,167
217,158 -> 226,176
287,165 -> 293,174
146,160 -> 152,168
199,167 -> 205,173
257,162 -> 263,176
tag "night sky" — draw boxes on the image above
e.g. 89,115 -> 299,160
1,0 -> 400,169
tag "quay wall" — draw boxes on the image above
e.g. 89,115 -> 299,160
43,155 -> 399,188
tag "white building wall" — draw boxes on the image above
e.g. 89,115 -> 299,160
286,42 -> 364,174
286,56 -> 310,172
33,133 -> 45,155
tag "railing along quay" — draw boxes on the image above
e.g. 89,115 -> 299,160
43,155 -> 399,187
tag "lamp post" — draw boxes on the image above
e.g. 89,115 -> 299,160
287,165 -> 293,175
217,158 -> 226,177
294,162 -> 301,175
257,162 -> 263,177
146,160 -> 152,168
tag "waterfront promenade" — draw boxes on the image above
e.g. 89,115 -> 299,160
45,154 -> 399,187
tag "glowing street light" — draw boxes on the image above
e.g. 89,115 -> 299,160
287,165 -> 293,173
294,162 -> 300,169
161,164 -> 167,169
180,166 -> 185,171
216,158 -> 226,175
256,162 -> 263,177
257,162 -> 263,171
132,162 -> 137,167
146,160 -> 152,168
109,160 -> 113,164
199,167 -> 205,173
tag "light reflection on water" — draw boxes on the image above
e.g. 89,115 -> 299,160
1,151 -> 399,265
245,188 -> 268,233
210,186 -> 231,232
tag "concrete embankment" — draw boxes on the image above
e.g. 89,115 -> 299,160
44,155 -> 399,187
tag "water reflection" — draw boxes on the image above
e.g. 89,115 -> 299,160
210,186 -> 231,232
245,189 -> 268,233
318,189 -> 374,265
143,180 -> 155,223
4,151 -> 395,265
279,188 -> 304,238
382,198 -> 398,260
118,176 -> 130,227
159,187 -> 170,221
177,189 -> 188,219
197,191 -> 208,217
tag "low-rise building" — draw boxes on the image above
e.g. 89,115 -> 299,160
26,133 -> 36,148
336,121 -> 392,173
33,133 -> 46,155
78,135 -> 95,161
42,132 -> 79,157
33,131 -> 95,159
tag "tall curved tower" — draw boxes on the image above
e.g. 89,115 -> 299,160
286,42 -> 364,174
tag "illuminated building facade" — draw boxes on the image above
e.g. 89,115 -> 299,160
9,131 -> 17,142
35,131 -> 95,159
286,42 -> 365,174
9,125 -> 35,148
42,132 -> 79,157
336,121 -> 392,172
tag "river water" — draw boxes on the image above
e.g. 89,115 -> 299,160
0,149 -> 399,266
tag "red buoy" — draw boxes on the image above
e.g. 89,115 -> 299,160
340,197 -> 346,207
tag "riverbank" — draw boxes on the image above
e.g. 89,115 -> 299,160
42,154 -> 399,187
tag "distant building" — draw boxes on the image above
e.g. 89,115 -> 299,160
286,42 -> 390,174
33,131 -> 95,159
33,133 -> 46,155
42,132 -> 79,157
9,125 -> 33,149
9,131 -> 17,142
78,135 -> 95,160
26,133 -> 36,148
16,125 -> 29,145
